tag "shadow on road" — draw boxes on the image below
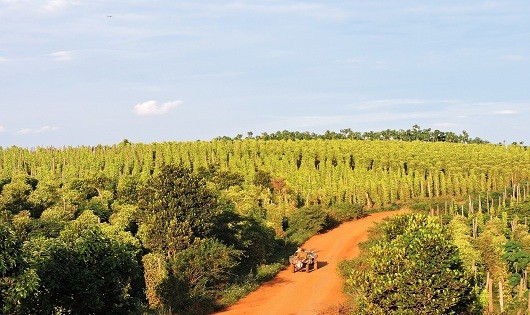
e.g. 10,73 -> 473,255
316,261 -> 329,269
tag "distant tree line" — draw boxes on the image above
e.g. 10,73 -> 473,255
216,125 -> 489,144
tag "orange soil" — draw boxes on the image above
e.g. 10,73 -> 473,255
215,209 -> 408,315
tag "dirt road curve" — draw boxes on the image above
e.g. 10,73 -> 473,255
215,209 -> 408,315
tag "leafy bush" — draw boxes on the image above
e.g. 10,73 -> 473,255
0,219 -> 39,314
22,224 -> 144,314
158,239 -> 241,315
212,209 -> 276,272
326,202 -> 364,222
341,214 -> 477,314
286,205 -> 329,245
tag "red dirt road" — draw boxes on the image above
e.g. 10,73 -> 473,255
215,209 -> 407,315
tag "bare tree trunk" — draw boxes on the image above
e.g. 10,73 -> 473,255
487,191 -> 490,212
499,280 -> 504,314
487,272 -> 493,314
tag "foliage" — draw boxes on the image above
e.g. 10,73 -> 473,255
0,179 -> 33,215
142,252 -> 167,309
157,239 -> 241,315
326,202 -> 364,222
22,222 -> 144,314
213,170 -> 245,190
342,214 -> 476,314
252,170 -> 272,190
109,203 -> 139,232
137,165 -> 219,255
0,219 -> 39,314
212,209 -> 276,272
286,205 -> 330,245
475,218 -> 510,282
448,216 -> 481,273
216,125 -> 488,143
502,240 -> 530,286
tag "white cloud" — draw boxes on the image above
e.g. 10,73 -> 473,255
0,125 -> 5,133
0,57 -> 7,63
50,50 -> 73,61
134,100 -> 182,116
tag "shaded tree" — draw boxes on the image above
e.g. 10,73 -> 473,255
137,165 -> 219,255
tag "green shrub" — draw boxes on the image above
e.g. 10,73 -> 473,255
157,239 -> 241,315
327,203 -> 364,222
286,205 -> 329,245
342,214 -> 477,314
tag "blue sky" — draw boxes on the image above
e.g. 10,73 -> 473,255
1,1 -> 529,147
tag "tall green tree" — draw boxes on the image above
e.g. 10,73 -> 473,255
137,165 -> 220,255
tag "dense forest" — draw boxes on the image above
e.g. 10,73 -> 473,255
1,126 -> 530,314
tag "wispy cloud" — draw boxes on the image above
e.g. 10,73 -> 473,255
50,50 -> 73,61
0,125 -> 6,133
489,110 -> 517,115
0,56 -> 7,63
352,99 -> 460,110
134,100 -> 182,116
15,128 -> 33,135
35,125 -> 60,133
15,125 -> 59,135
